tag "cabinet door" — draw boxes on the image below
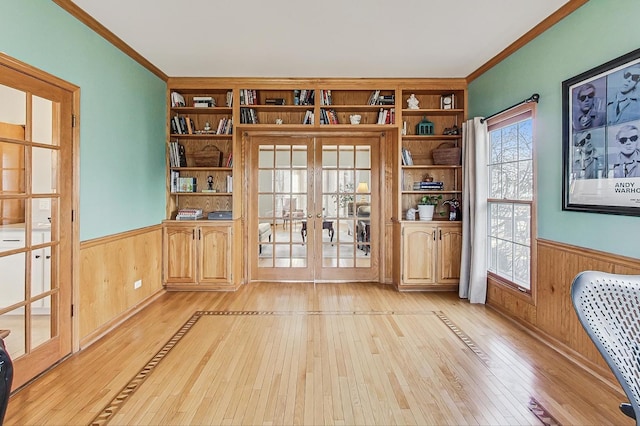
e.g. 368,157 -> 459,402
401,224 -> 437,286
198,225 -> 231,284
438,225 -> 462,283
163,225 -> 196,285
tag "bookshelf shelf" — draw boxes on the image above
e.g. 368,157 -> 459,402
171,106 -> 233,114
171,192 -> 232,196
170,167 -> 233,172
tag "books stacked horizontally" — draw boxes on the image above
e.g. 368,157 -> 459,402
176,208 -> 203,220
193,96 -> 216,108
413,181 -> 444,191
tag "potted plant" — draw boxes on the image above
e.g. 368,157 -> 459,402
417,194 -> 442,221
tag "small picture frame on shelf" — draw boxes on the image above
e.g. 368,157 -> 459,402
440,94 -> 455,110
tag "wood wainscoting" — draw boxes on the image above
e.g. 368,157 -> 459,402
79,225 -> 165,347
487,238 -> 640,384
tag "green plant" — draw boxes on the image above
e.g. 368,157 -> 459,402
331,182 -> 354,208
419,194 -> 442,205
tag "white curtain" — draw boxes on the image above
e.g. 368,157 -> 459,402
459,118 -> 488,303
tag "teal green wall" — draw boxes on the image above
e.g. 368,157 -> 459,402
0,0 -> 166,241
469,0 -> 639,260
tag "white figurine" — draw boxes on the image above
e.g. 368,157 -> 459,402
203,121 -> 212,132
406,207 -> 417,220
407,94 -> 419,109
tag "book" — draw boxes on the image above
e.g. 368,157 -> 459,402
265,98 -> 285,105
401,148 -> 413,166
171,91 -> 185,107
176,208 -> 204,220
368,90 -> 380,105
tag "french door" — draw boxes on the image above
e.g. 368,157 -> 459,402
248,133 -> 379,282
0,55 -> 74,389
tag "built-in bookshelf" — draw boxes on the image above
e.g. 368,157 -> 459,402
167,88 -> 234,219
399,89 -> 464,218
164,78 -> 467,291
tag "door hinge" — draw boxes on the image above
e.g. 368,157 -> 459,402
71,304 -> 74,317
72,114 -> 76,127
71,210 -> 75,222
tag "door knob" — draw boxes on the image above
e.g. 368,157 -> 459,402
316,213 -> 322,218
307,213 -> 313,218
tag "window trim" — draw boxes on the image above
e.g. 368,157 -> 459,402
486,103 -> 537,298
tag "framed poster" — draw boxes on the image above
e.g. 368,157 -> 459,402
562,48 -> 640,215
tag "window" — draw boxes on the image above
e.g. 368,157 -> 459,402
486,105 -> 535,292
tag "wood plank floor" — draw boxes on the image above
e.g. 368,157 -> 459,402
4,283 -> 629,425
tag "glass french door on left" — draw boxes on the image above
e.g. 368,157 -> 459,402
0,57 -> 73,389
249,136 -> 314,281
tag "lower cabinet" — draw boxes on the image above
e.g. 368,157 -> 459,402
399,222 -> 462,290
163,222 -> 233,290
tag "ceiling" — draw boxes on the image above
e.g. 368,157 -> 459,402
69,0 -> 571,79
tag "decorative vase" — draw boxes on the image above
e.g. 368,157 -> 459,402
417,204 -> 435,221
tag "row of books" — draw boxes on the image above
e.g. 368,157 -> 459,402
171,115 -> 194,135
302,110 -> 314,125
413,181 -> 444,190
319,90 -> 332,105
320,108 -> 339,125
170,91 -> 233,108
176,208 -> 204,220
368,90 -> 395,105
240,89 -> 258,105
401,147 -> 414,165
225,153 -> 233,168
171,174 -> 197,193
240,107 -> 259,124
377,108 -> 395,125
170,174 -> 233,193
293,89 -> 314,106
168,142 -> 187,168
214,117 -> 233,134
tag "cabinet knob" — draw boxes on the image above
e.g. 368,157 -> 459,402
35,255 -> 41,259
46,255 -> 51,259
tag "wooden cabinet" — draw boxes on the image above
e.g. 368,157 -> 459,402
399,222 -> 462,290
163,223 -> 232,290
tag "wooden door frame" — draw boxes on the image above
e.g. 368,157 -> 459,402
0,53 -> 80,377
244,130 -> 384,283
246,133 -> 315,282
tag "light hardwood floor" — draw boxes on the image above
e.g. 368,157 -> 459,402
5,283 -> 628,425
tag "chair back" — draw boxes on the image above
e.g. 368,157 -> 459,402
571,270 -> 640,423
0,339 -> 13,425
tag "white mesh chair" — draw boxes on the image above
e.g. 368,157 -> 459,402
571,271 -> 640,424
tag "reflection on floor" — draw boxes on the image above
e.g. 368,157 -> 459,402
258,222 -> 371,268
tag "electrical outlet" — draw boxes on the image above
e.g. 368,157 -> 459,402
134,279 -> 142,289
